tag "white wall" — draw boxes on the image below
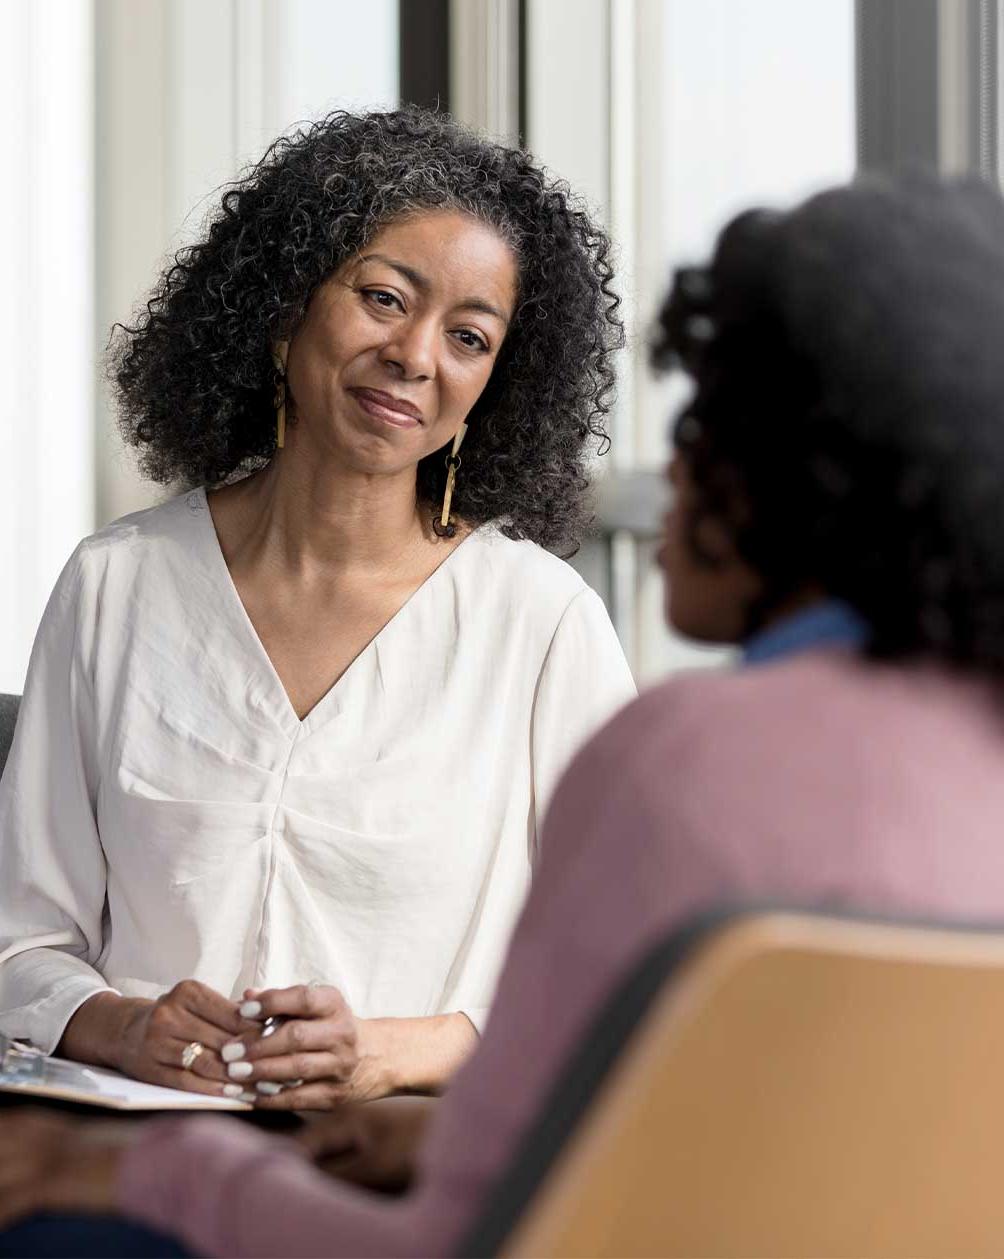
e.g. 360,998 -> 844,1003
0,0 -> 94,694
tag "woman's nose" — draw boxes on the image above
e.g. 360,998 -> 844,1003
378,318 -> 437,380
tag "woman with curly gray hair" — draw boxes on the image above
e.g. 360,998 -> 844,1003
0,109 -> 634,1109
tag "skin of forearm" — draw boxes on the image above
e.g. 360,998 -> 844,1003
362,1011 -> 479,1094
57,991 -> 150,1071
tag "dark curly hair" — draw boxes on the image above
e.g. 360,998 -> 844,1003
652,172 -> 1004,674
112,108 -> 622,553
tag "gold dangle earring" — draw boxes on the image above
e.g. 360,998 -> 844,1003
272,341 -> 289,448
433,423 -> 468,538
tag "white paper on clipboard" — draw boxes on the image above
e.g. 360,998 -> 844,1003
0,1053 -> 251,1111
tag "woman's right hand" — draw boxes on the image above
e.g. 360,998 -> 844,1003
58,983 -> 263,1096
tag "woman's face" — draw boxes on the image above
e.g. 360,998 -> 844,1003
284,209 -> 518,478
657,454 -> 764,644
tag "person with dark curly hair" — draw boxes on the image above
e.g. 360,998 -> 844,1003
0,109 -> 634,1112
5,170 -> 1004,1259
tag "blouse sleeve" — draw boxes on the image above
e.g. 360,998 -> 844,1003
0,542 -> 117,1052
529,586 -> 636,857
453,587 -> 633,1036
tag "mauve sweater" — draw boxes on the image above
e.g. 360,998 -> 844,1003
118,649 -> 1004,1256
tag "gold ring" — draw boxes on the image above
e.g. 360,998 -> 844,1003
181,1041 -> 205,1070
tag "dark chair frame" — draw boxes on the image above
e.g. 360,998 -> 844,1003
0,694 -> 20,779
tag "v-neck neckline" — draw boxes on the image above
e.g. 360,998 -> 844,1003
191,486 -> 488,733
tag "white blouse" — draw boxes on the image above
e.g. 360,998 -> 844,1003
0,489 -> 635,1052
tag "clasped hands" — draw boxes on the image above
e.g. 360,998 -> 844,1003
61,982 -> 476,1110
115,979 -> 390,1109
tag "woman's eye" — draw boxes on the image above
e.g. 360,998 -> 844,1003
364,289 -> 402,311
454,329 -> 489,353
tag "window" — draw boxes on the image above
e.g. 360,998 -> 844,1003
1,0 -> 94,694
6,0 -> 1002,694
526,0 -> 856,681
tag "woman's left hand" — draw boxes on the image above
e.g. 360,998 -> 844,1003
0,1111 -> 129,1229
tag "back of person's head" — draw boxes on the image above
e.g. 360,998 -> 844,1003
653,173 -> 1004,675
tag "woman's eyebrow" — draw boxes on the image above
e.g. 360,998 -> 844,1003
361,253 -> 509,326
362,253 -> 429,291
461,297 -> 510,327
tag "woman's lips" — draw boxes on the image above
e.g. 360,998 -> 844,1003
348,388 -> 423,428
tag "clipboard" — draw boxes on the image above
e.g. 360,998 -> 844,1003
0,1036 -> 250,1111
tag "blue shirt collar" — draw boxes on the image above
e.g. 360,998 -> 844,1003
743,598 -> 870,666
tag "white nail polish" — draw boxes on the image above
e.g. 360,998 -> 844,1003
256,1081 -> 282,1095
239,1091 -> 257,1103
223,1083 -> 243,1098
227,1061 -> 253,1080
239,1000 -> 262,1018
221,1041 -> 246,1062
285,1078 -> 304,1088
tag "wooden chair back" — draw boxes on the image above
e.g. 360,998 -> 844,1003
497,913 -> 1004,1258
